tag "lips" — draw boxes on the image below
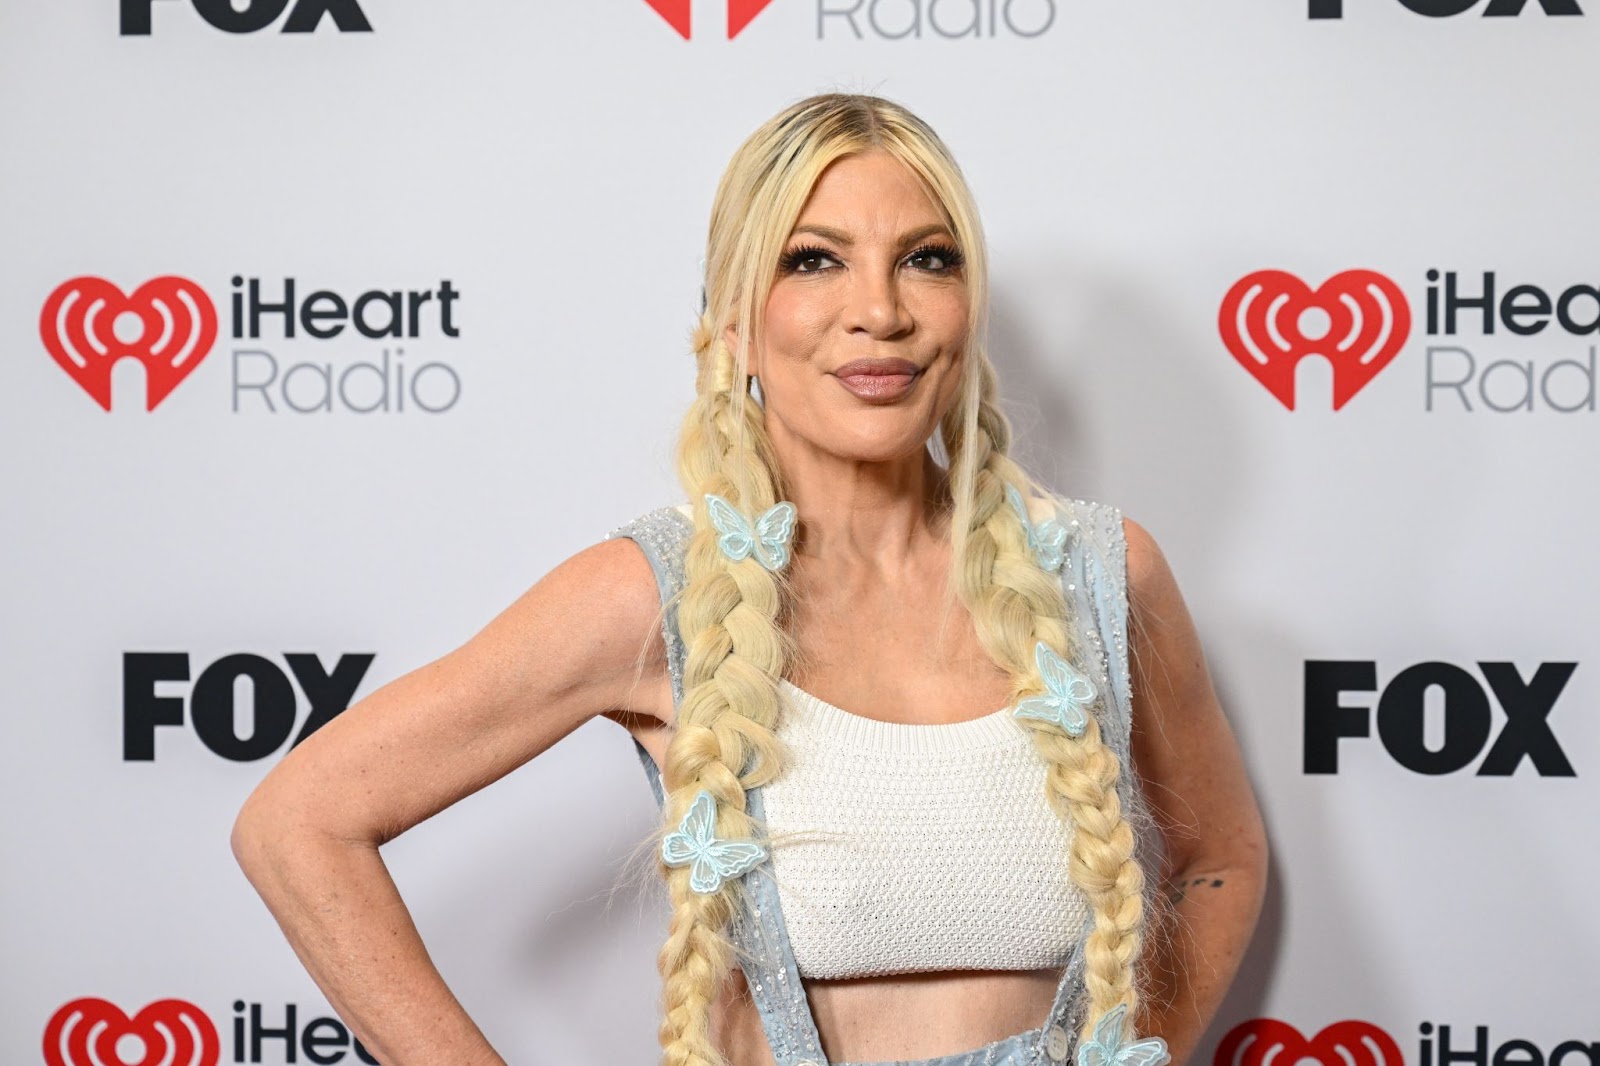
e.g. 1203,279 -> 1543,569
831,358 -> 922,403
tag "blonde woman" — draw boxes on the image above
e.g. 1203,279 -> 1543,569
232,93 -> 1268,1066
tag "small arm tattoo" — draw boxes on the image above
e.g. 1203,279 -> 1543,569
1163,875 -> 1225,906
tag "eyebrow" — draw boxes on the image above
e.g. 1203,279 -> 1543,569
789,222 -> 954,248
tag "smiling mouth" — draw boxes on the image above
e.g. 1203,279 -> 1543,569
831,358 -> 922,403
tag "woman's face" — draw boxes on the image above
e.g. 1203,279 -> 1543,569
731,149 -> 970,468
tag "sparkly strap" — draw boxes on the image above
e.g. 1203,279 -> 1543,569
607,509 -> 824,1061
727,785 -> 831,1066
1054,497 -> 1164,1036
1054,498 -> 1132,757
606,506 -> 695,807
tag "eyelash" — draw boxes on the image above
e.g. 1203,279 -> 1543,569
777,242 -> 966,275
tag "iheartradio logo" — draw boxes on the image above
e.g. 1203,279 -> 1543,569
643,0 -> 775,38
642,0 -> 1057,40
1219,270 -> 1411,411
1216,1019 -> 1404,1066
44,998 -> 219,1066
45,997 -> 379,1065
40,276 -> 217,412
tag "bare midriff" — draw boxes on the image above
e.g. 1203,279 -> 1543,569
709,964 -> 1065,1066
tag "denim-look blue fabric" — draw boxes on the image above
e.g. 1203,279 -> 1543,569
608,499 -> 1152,1066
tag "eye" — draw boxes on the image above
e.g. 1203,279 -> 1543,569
905,242 -> 965,274
779,243 -> 839,274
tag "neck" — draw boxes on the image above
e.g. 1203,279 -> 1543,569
765,422 -> 951,567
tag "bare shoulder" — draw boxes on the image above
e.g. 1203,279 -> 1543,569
486,535 -> 671,720
549,535 -> 667,639
1121,514 -> 1177,615
1119,512 -> 1204,711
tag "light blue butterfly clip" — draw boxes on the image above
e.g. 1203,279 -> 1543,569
1076,1004 -> 1171,1066
705,493 -> 798,571
1006,484 -> 1067,573
1012,641 -> 1097,738
661,788 -> 768,895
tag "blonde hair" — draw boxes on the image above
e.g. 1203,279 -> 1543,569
655,92 -> 1152,1066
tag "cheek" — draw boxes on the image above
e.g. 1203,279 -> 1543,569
761,285 -> 832,367
939,361 -> 966,418
919,292 -> 969,409
912,289 -> 970,349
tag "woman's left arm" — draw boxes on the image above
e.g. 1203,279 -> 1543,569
1121,517 -> 1269,1065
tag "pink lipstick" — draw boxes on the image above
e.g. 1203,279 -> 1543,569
831,358 -> 922,403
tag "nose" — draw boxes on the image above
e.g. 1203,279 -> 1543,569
843,261 -> 913,340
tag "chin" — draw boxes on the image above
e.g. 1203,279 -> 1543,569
824,420 -> 937,464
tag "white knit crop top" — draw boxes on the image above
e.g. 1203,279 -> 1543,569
760,679 -> 1090,979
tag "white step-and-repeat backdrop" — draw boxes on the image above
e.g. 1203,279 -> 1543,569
3,2 -> 1595,1064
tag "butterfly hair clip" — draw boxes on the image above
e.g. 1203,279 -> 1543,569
661,788 -> 768,895
1005,485 -> 1068,573
1012,641 -> 1098,738
705,493 -> 798,571
1076,1003 -> 1171,1066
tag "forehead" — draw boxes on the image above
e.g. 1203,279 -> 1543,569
791,150 -> 950,235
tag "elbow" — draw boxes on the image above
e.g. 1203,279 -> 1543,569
1240,826 -> 1270,911
230,790 -> 280,886
1227,808 -> 1271,922
1224,798 -> 1271,887
230,781 -> 311,886
230,781 -> 384,891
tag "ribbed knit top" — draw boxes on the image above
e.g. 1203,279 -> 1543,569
761,678 -> 1090,979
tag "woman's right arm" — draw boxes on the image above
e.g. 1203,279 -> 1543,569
229,536 -> 671,1066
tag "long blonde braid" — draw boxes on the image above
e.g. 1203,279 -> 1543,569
946,357 -> 1151,1038
655,314 -> 793,1066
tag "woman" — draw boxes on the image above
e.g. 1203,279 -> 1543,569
232,93 -> 1268,1066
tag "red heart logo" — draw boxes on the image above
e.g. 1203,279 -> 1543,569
43,997 -> 220,1066
40,275 -> 217,411
1219,269 -> 1410,411
728,0 -> 776,36
641,0 -> 775,38
1215,1018 -> 1404,1066
642,0 -> 690,37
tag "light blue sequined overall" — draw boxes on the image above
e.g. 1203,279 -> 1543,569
609,500 -> 1148,1066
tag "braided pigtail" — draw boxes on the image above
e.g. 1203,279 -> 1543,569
654,313 -> 793,1066
948,359 -> 1151,1042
